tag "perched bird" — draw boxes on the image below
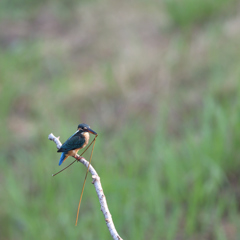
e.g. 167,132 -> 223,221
57,123 -> 97,165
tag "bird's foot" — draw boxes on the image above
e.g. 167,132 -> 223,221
75,155 -> 84,162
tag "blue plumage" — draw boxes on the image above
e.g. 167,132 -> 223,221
59,152 -> 67,166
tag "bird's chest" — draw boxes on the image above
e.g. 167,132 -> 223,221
81,132 -> 90,148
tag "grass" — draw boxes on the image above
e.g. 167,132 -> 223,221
1,0 -> 240,239
164,0 -> 236,28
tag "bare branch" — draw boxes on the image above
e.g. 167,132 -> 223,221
48,133 -> 123,240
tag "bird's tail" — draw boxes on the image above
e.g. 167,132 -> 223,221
59,152 -> 67,166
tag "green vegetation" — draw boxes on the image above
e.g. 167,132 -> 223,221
1,0 -> 240,239
164,0 -> 235,28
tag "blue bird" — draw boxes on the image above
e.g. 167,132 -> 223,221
57,123 -> 97,165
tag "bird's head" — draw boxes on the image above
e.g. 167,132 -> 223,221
77,123 -> 98,136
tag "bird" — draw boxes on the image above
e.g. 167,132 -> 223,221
57,123 -> 97,165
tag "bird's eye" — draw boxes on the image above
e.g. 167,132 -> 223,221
83,127 -> 87,130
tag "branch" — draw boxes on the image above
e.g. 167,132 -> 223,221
48,133 -> 123,240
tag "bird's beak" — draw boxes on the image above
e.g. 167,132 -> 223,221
86,127 -> 98,136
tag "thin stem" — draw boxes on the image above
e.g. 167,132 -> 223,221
52,160 -> 77,177
75,136 -> 97,226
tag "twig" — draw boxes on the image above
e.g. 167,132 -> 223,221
48,133 -> 123,240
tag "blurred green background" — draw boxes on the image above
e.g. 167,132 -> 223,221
1,0 -> 240,239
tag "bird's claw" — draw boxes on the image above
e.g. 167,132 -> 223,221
76,155 -> 84,162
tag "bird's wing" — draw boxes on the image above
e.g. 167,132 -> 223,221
57,134 -> 85,152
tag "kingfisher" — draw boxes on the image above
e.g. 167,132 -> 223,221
57,123 -> 98,166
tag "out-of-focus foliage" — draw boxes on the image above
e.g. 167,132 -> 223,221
1,1 -> 240,239
164,0 -> 235,28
